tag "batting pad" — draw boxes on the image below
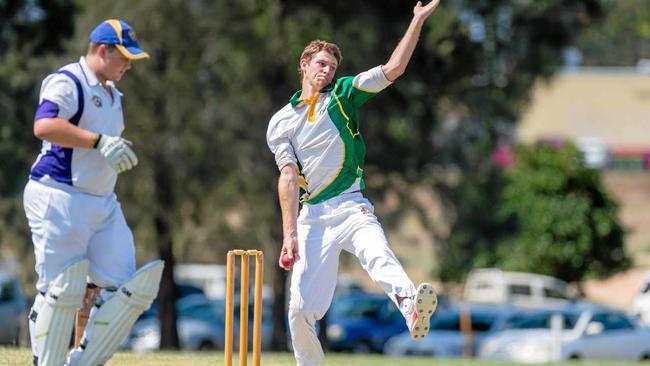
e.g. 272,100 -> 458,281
77,260 -> 164,366
35,258 -> 89,366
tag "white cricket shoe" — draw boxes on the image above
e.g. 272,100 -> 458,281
406,283 -> 438,339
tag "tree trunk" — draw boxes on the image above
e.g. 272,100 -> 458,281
270,265 -> 289,351
154,160 -> 179,349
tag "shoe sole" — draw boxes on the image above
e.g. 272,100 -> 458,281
411,283 -> 438,339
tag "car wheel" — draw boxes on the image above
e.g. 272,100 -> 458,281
569,354 -> 581,360
351,341 -> 372,354
197,340 -> 216,351
640,353 -> 650,360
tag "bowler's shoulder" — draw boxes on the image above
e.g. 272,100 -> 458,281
330,75 -> 356,94
268,103 -> 295,126
335,75 -> 355,87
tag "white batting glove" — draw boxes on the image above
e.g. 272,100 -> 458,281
94,134 -> 139,173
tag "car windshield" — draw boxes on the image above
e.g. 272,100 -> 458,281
181,302 -> 223,323
504,311 -> 579,330
330,297 -> 386,319
431,310 -> 498,332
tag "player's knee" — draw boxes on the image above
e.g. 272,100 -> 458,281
288,306 -> 322,328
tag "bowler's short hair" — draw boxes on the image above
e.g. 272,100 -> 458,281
298,40 -> 342,77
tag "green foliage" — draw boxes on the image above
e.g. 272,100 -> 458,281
1,0 -> 630,292
495,143 -> 630,282
0,0 -> 77,285
577,0 -> 650,66
441,143 -> 630,283
438,164 -> 516,282
439,0 -> 624,283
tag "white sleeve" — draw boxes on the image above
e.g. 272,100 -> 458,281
39,73 -> 79,121
266,111 -> 297,171
352,65 -> 393,94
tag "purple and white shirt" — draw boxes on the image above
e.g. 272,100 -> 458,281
30,56 -> 126,196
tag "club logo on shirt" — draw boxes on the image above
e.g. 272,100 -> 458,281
318,96 -> 330,116
92,95 -> 103,108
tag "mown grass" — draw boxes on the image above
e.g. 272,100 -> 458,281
0,347 -> 644,366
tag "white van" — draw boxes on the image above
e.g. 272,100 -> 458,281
175,263 -> 272,300
463,268 -> 577,307
174,263 -> 227,299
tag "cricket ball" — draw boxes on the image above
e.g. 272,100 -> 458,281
280,252 -> 294,268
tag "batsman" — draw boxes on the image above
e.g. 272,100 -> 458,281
23,19 -> 163,366
267,1 -> 441,365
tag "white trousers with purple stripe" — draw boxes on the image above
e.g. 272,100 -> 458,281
288,192 -> 415,366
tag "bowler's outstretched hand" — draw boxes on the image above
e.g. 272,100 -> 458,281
414,0 -> 441,19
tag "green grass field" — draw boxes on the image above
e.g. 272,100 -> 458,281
0,347 -> 646,366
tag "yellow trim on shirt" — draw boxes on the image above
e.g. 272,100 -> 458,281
302,92 -> 320,123
308,140 -> 346,201
332,93 -> 359,138
353,85 -> 378,94
296,167 -> 309,192
332,93 -> 349,120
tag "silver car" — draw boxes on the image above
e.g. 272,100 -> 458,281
384,303 -> 521,357
0,272 -> 27,345
479,303 -> 650,362
126,294 -> 273,352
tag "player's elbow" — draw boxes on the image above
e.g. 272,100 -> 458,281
382,63 -> 406,82
33,119 -> 51,140
279,165 -> 297,184
279,164 -> 298,190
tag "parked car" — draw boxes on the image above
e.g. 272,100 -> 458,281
383,303 -> 521,357
125,294 -> 272,352
478,303 -> 650,362
333,275 -> 366,298
0,272 -> 27,345
464,268 -> 577,307
325,293 -> 408,353
631,272 -> 650,326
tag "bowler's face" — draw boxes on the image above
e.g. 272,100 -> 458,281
301,51 -> 338,90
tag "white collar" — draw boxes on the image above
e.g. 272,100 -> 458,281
79,56 -> 100,87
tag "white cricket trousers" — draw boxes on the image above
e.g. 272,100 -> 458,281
23,179 -> 136,293
288,192 -> 416,366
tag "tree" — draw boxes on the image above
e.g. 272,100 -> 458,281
435,0 -> 606,281
493,143 -> 630,283
577,0 -> 650,66
1,0 -> 623,351
66,0 -> 294,349
0,0 -> 77,285
445,142 -> 630,284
